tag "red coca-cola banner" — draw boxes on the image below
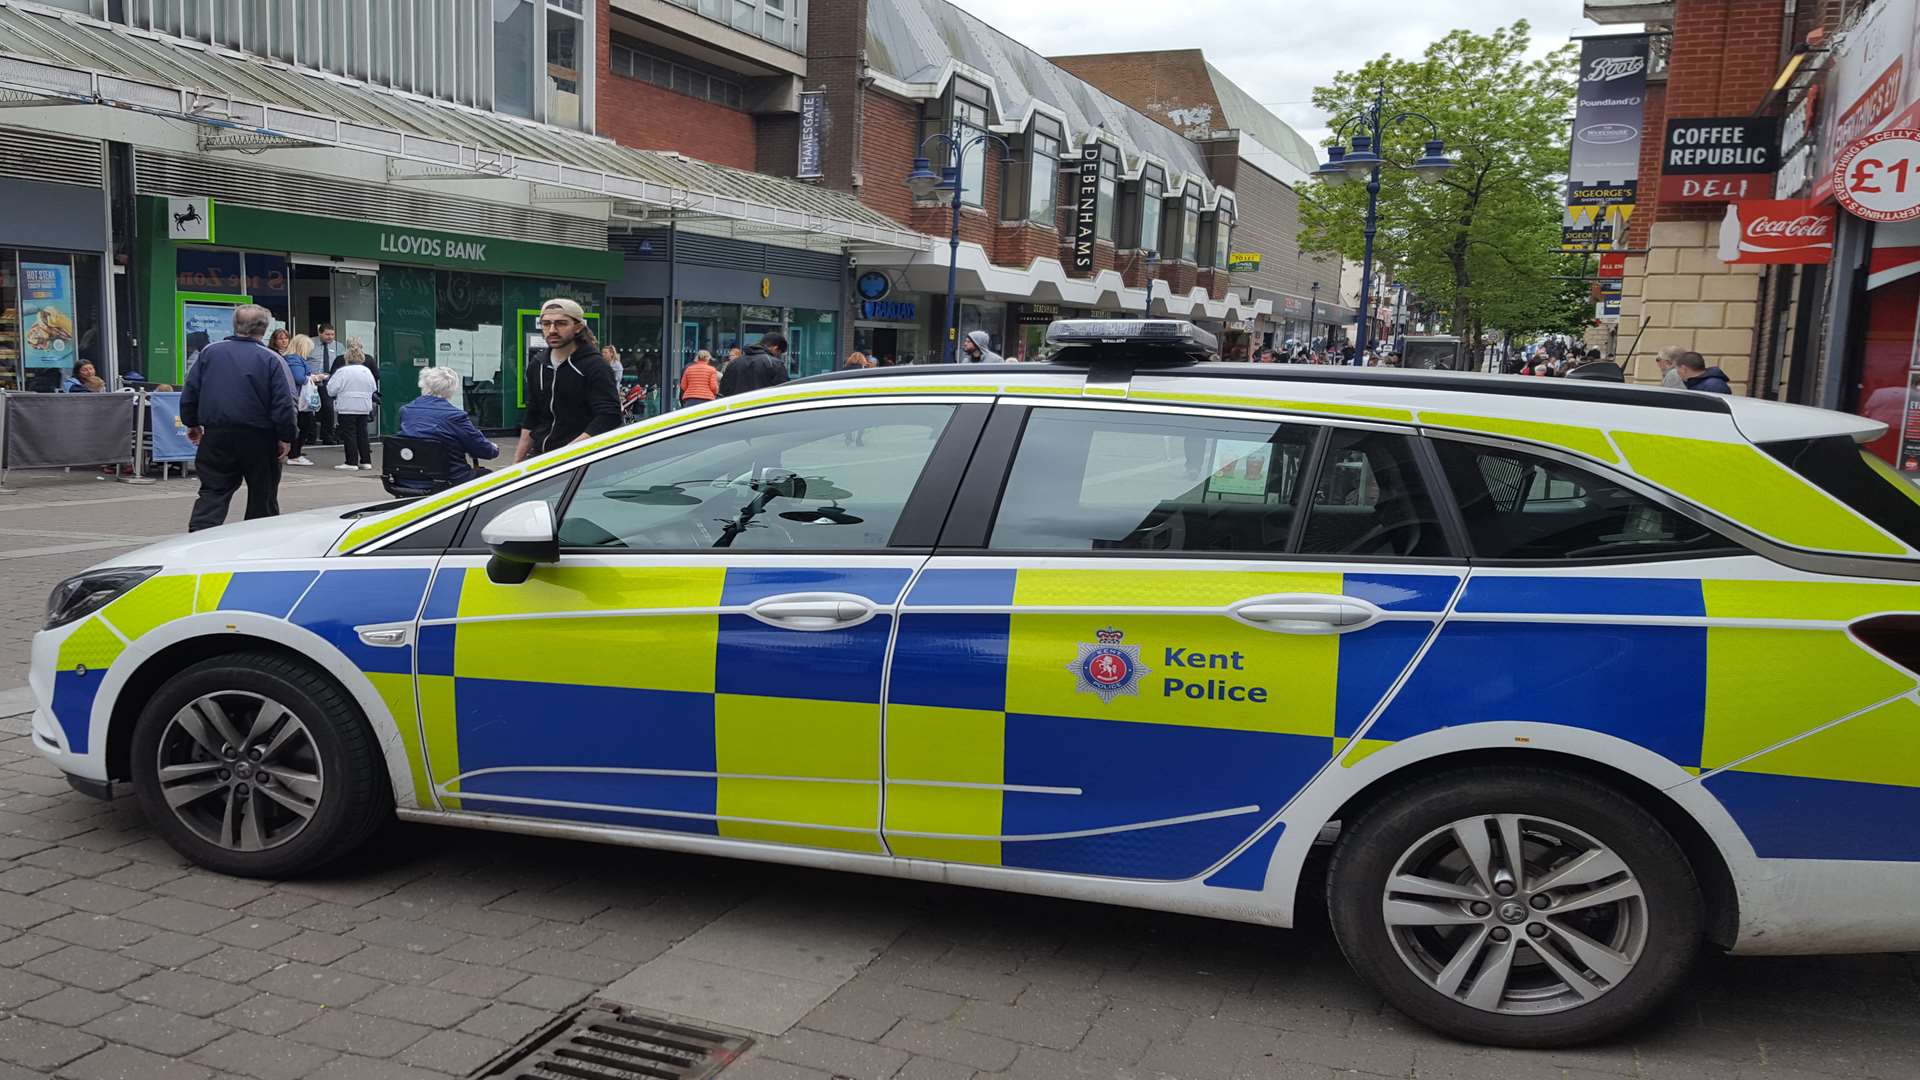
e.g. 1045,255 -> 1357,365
1718,199 -> 1836,264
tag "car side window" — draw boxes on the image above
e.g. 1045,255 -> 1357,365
1298,430 -> 1453,558
987,408 -> 1318,553
556,404 -> 956,551
1433,439 -> 1740,560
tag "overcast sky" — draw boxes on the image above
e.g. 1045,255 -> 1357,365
953,0 -> 1589,147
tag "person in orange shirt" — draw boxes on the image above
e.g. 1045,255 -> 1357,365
679,349 -> 720,406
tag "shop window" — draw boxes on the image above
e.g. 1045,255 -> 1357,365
609,299 -> 665,418
546,3 -> 585,129
610,37 -> 747,111
0,253 -> 18,391
244,253 -> 291,337
683,302 -> 742,373
1136,167 -> 1165,254
1007,118 -> 1063,228
1179,189 -> 1202,263
789,308 -> 839,379
1095,144 -> 1119,243
494,0 -> 535,119
928,79 -> 992,210
8,252 -> 89,394
1213,212 -> 1233,270
436,271 -> 506,426
176,249 -> 244,294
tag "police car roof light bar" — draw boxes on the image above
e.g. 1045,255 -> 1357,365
1044,319 -> 1218,355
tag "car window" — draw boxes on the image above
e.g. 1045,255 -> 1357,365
988,408 -> 1317,553
1298,430 -> 1452,558
556,404 -> 956,551
1766,435 -> 1920,551
1434,439 -> 1739,560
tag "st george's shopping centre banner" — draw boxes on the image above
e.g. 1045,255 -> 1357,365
1564,34 -> 1650,252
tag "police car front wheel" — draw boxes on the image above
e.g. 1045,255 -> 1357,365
1326,767 -> 1702,1047
128,653 -> 392,879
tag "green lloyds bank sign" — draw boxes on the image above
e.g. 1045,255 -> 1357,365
164,200 -> 621,282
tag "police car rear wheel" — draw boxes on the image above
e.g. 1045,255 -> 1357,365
129,653 -> 391,879
1327,768 -> 1701,1046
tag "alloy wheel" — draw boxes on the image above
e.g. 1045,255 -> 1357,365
1380,813 -> 1647,1015
154,691 -> 324,852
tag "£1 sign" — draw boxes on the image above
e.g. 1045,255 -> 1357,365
1836,129 -> 1920,222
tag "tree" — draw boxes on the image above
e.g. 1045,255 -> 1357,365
1299,22 -> 1580,346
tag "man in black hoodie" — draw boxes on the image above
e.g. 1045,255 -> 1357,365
515,298 -> 622,463
1675,350 -> 1732,394
719,332 -> 792,397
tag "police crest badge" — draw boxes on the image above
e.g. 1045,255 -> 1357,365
1069,627 -> 1148,703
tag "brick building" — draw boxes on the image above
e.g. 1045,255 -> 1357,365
1049,50 -> 1354,348
785,0 -> 1280,361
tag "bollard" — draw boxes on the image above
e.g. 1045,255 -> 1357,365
121,389 -> 157,486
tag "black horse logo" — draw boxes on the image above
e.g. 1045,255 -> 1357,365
172,204 -> 202,232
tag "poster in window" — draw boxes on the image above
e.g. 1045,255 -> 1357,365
182,301 -> 237,375
19,262 -> 75,371
1207,439 -> 1274,498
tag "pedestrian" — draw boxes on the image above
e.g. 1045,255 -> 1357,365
726,346 -> 744,369
679,349 -> 720,406
602,343 -> 625,390
1565,348 -> 1625,382
283,333 -> 319,466
313,324 -> 345,443
62,360 -> 104,392
1654,345 -> 1687,389
398,366 -> 499,489
719,331 -> 792,396
326,339 -> 379,471
842,350 -> 872,371
179,303 -> 295,532
960,330 -> 1001,363
514,298 -> 622,463
1675,350 -> 1732,393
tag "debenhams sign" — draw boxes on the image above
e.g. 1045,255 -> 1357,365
1073,145 -> 1099,272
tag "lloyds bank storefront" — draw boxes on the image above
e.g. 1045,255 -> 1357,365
137,195 -> 621,436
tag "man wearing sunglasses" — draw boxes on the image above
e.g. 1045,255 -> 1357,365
514,298 -> 623,464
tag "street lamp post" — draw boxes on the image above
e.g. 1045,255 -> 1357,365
1313,86 -> 1455,356
1308,281 -> 1320,352
906,123 -> 1011,362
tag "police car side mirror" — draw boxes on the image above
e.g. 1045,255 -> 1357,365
482,499 -> 560,585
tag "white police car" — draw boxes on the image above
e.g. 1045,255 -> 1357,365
30,320 -> 1920,1045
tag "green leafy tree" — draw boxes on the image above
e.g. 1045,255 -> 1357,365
1300,22 -> 1578,345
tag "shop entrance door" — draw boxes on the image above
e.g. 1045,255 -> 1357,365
330,268 -> 382,431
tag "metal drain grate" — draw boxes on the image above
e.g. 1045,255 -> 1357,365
478,1004 -> 753,1079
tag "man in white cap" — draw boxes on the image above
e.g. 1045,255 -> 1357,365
514,298 -> 622,463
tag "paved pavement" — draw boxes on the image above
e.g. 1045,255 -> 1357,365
0,452 -> 1917,1079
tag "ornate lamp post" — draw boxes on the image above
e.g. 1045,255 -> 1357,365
906,124 -> 1012,362
1313,86 -> 1455,355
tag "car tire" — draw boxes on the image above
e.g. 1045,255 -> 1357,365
1326,766 -> 1701,1047
128,652 -> 392,879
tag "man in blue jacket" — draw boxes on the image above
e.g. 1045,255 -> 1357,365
397,366 -> 499,489
180,304 -> 297,531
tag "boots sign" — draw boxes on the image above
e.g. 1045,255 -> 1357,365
1658,117 -> 1779,202
1718,199 -> 1835,264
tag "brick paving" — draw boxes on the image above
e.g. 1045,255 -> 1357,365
0,462 -> 1916,1078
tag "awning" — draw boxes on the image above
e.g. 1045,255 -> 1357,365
862,242 -> 1275,324
0,2 -> 926,255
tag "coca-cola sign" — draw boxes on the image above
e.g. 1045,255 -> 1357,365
1718,199 -> 1835,264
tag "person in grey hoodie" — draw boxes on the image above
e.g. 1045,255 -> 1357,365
960,330 -> 1001,363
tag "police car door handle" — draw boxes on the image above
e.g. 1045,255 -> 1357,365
1231,596 -> 1380,634
747,592 -> 877,631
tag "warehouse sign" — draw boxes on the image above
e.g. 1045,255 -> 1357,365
1226,252 -> 1262,273
1659,117 -> 1779,201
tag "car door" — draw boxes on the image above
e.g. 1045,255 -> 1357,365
415,399 -> 985,855
881,402 -> 1465,880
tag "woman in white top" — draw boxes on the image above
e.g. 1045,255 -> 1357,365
326,340 -> 379,471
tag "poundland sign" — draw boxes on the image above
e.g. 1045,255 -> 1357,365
379,231 -> 491,262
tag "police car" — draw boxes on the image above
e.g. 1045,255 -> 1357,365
29,320 -> 1920,1046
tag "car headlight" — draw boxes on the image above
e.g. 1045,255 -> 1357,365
45,566 -> 161,630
